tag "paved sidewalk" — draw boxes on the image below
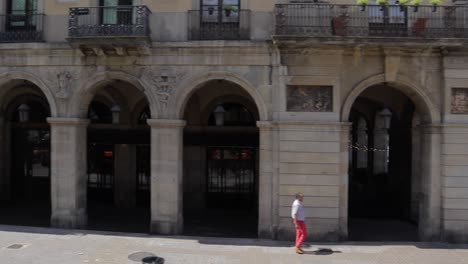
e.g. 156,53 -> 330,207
0,225 -> 467,264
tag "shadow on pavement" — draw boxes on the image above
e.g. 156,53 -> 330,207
304,248 -> 342,255
0,224 -> 153,238
128,252 -> 165,264
196,236 -> 292,248
1,224 -> 467,251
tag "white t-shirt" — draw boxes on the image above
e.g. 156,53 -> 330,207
291,199 -> 305,221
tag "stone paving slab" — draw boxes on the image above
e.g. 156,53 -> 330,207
0,225 -> 468,264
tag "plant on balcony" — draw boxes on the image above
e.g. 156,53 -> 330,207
377,0 -> 389,11
398,0 -> 409,12
430,0 -> 442,12
223,4 -> 238,17
331,13 -> 349,37
357,0 -> 369,11
208,7 -> 215,15
411,0 -> 422,12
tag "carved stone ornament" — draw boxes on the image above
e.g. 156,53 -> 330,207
47,71 -> 73,99
451,88 -> 468,114
287,85 -> 333,112
144,68 -> 185,109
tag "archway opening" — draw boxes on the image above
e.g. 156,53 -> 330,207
0,81 -> 51,227
182,80 -> 259,238
348,84 -> 423,241
86,80 -> 151,233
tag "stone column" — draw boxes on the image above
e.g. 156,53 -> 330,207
257,121 -> 276,239
411,116 -> 422,223
114,144 -> 137,208
148,119 -> 186,235
418,124 -> 442,241
356,119 -> 368,169
47,118 -> 89,229
373,127 -> 389,175
339,123 -> 352,240
0,115 -> 8,201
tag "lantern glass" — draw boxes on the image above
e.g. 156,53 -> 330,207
380,108 -> 392,129
214,105 -> 226,126
111,105 -> 121,124
18,104 -> 30,123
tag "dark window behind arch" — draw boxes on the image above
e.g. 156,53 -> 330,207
88,101 -> 112,124
208,103 -> 255,127
9,97 -> 49,123
137,106 -> 150,125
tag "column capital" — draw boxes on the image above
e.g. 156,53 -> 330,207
418,123 -> 443,134
47,118 -> 90,127
147,119 -> 186,128
256,121 -> 274,129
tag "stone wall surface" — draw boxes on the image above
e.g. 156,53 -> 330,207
275,122 -> 346,241
0,0 -> 467,243
442,125 -> 468,242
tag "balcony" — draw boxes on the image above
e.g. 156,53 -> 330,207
274,4 -> 468,45
67,6 -> 151,56
188,9 -> 250,40
0,13 -> 44,42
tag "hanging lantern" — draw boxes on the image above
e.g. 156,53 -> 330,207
214,105 -> 226,126
111,104 -> 121,124
18,103 -> 30,123
379,108 -> 392,130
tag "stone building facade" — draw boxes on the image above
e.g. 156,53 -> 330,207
0,0 -> 468,243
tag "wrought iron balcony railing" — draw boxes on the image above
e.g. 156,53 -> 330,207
188,9 -> 250,40
0,13 -> 44,42
68,6 -> 151,38
275,4 -> 468,39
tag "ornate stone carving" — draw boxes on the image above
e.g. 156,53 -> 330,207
46,71 -> 73,99
451,88 -> 468,114
287,85 -> 333,112
144,68 -> 185,109
56,71 -> 73,99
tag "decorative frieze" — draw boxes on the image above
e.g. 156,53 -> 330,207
451,88 -> 468,114
287,85 -> 332,112
143,68 -> 185,109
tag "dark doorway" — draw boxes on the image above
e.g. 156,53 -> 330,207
206,146 -> 256,210
348,85 -> 418,241
85,87 -> 150,233
0,94 -> 51,227
183,85 -> 260,238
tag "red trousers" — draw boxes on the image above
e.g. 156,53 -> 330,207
295,221 -> 307,248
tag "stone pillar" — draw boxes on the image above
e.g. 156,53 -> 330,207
373,127 -> 389,175
356,119 -> 368,169
47,118 -> 89,229
411,116 -> 422,223
418,124 -> 442,241
257,121 -> 276,239
339,123 -> 352,240
0,116 -> 8,201
114,144 -> 137,208
148,119 -> 185,235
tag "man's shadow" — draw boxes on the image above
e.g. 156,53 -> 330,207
304,248 -> 342,255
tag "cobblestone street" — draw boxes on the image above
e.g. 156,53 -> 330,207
0,225 -> 467,264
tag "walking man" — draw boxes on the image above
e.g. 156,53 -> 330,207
292,192 -> 307,254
